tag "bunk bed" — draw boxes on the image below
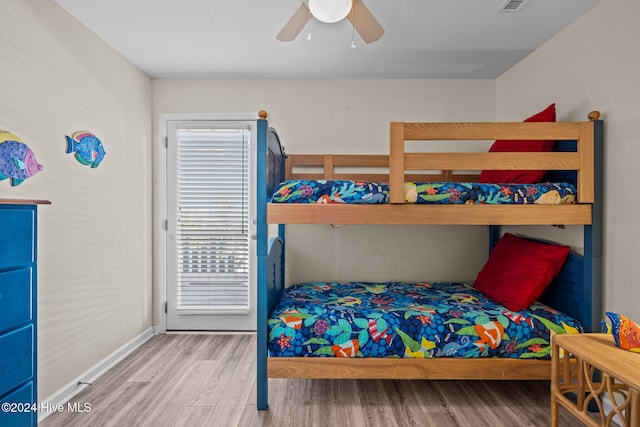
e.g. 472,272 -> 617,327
255,110 -> 604,410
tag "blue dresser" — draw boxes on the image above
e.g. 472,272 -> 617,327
0,200 -> 48,427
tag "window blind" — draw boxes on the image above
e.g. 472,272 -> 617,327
175,127 -> 250,313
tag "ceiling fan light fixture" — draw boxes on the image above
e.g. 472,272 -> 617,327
308,0 -> 352,23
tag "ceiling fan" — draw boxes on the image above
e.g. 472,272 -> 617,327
276,0 -> 385,44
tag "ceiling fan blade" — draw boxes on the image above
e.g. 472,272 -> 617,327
347,0 -> 385,44
276,3 -> 310,42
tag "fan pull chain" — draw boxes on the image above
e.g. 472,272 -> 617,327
351,5 -> 356,48
306,6 -> 312,40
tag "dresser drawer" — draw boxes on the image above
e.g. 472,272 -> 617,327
0,268 -> 33,334
0,381 -> 35,427
0,207 -> 35,270
0,325 -> 34,396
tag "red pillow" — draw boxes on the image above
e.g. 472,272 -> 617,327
473,233 -> 570,311
479,103 -> 556,184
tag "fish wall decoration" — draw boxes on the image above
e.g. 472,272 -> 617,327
66,131 -> 106,168
0,129 -> 43,186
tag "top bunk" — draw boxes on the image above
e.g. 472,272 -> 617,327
263,111 -> 603,225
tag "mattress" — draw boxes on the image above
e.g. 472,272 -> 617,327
267,281 -> 582,359
270,180 -> 576,205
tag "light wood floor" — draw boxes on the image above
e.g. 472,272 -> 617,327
40,333 -> 584,427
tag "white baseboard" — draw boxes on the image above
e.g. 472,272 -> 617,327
38,327 -> 155,423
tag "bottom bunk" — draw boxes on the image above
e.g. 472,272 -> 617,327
259,232 -> 596,391
257,233 -> 598,409
267,280 -> 581,377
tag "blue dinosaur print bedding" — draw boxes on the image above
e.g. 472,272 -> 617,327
270,180 -> 576,204
267,281 -> 582,359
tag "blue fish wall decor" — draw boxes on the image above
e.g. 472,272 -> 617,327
66,131 -> 106,168
0,129 -> 43,186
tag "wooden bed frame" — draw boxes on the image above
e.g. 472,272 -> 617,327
268,112 -> 600,226
255,111 -> 604,410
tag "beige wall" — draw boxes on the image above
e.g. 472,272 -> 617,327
0,1 -> 152,400
152,79 -> 496,324
497,0 -> 639,320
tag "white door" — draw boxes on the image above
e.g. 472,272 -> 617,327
166,120 -> 256,331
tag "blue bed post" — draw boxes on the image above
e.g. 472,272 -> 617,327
256,116 -> 269,410
583,117 -> 604,332
488,225 -> 501,252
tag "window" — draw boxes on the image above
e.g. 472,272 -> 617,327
174,126 -> 250,313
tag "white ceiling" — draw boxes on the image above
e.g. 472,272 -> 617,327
53,0 -> 600,79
